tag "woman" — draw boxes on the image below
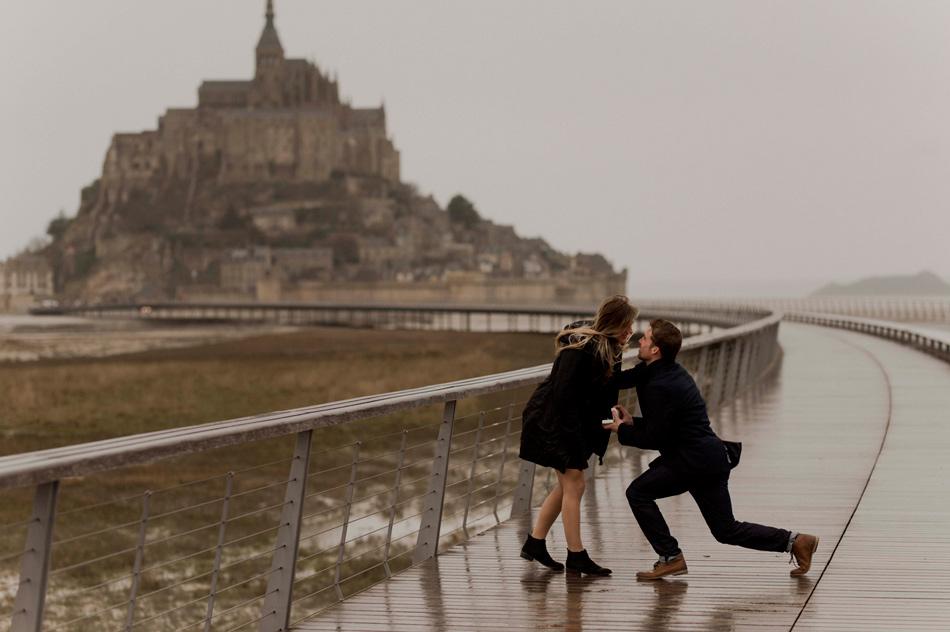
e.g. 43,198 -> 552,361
518,295 -> 637,575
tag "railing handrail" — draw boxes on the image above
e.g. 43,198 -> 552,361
637,296 -> 950,323
27,301 -> 769,331
0,310 -> 781,492
30,299 -> 770,318
785,311 -> 950,352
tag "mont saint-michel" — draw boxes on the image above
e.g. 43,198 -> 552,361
1,1 -> 625,310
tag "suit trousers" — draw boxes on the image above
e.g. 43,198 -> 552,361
625,463 -> 791,558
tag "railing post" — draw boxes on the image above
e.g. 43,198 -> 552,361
706,341 -> 729,410
11,481 -> 59,632
462,412 -> 486,537
693,345 -> 709,394
769,323 -> 780,366
723,337 -> 744,403
585,454 -> 598,481
259,430 -> 313,632
204,473 -> 234,632
124,491 -> 152,631
511,460 -> 537,517
765,325 -> 777,371
413,400 -> 457,564
493,405 -> 515,519
748,330 -> 764,382
737,333 -> 756,391
383,432 -> 409,578
333,443 -> 361,601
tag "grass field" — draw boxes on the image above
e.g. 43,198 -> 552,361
0,326 -> 553,456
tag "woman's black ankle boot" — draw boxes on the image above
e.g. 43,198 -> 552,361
566,549 -> 611,576
520,534 -> 564,571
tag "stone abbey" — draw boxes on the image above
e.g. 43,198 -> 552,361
4,0 -> 626,308
102,0 -> 399,199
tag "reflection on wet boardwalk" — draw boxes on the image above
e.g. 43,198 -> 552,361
295,323 -> 950,631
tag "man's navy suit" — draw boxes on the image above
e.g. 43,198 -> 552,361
614,358 -> 792,559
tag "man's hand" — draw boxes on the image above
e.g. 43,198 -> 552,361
603,405 -> 633,433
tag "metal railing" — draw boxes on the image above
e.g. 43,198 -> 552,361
636,296 -> 950,323
0,307 -> 782,632
785,312 -> 950,363
28,301 -> 768,333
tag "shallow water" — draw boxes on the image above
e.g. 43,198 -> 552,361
0,315 -> 299,362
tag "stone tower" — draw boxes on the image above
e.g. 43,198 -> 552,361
251,0 -> 285,108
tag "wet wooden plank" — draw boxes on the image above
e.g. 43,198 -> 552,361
294,323 -> 950,631
793,329 -> 950,631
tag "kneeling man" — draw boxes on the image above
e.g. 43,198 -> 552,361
605,319 -> 818,579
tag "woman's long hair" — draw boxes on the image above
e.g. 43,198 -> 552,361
555,295 -> 638,380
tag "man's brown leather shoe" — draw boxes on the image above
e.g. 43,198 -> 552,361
790,534 -> 819,576
637,555 -> 687,580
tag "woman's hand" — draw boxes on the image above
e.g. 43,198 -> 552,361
603,405 -> 633,433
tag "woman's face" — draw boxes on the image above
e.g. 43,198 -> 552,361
616,321 -> 634,345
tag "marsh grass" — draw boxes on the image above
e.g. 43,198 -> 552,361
0,327 -> 552,630
0,327 -> 552,456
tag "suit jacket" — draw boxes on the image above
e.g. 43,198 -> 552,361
613,357 -> 730,476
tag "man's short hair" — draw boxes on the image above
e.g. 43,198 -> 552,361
650,318 -> 682,360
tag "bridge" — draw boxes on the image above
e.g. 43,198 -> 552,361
2,303 -> 949,631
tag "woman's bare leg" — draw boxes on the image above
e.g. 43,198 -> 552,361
531,479 -> 563,539
558,468 -> 586,552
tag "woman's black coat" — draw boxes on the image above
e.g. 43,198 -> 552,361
519,324 -> 615,472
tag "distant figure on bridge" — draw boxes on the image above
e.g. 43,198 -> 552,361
519,295 -> 638,576
604,318 -> 819,579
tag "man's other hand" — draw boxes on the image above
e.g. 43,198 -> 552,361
604,405 -> 633,433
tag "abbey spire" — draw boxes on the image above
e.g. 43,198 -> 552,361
256,0 -> 283,53
254,0 -> 285,107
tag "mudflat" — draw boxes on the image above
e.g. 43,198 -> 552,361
0,314 -> 299,362
0,320 -> 553,456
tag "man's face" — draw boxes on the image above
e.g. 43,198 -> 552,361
638,328 -> 660,363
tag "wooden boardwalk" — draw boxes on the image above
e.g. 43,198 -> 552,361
295,323 -> 950,631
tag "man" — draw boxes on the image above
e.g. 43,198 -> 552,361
604,318 -> 818,580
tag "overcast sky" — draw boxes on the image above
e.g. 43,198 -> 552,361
2,1 -> 949,296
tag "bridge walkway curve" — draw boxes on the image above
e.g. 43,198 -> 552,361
293,322 -> 950,631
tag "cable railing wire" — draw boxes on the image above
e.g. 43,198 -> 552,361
141,518 -> 229,550
216,543 -> 282,574
52,570 -> 135,603
289,543 -> 423,624
0,548 -> 26,564
53,456 -> 288,521
208,566 -> 277,598
222,521 -> 284,548
49,543 -> 140,578
43,595 -> 130,632
146,494 -> 228,521
218,499 -> 289,526
52,516 -> 142,547
295,506 -> 424,564
228,476 -> 294,500
0,517 -> 32,532
203,589 -> 274,624
129,567 -> 215,606
223,611 -> 270,632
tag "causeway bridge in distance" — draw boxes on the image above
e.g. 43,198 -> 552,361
3,297 -> 950,631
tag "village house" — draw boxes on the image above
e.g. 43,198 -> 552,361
0,255 -> 55,311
